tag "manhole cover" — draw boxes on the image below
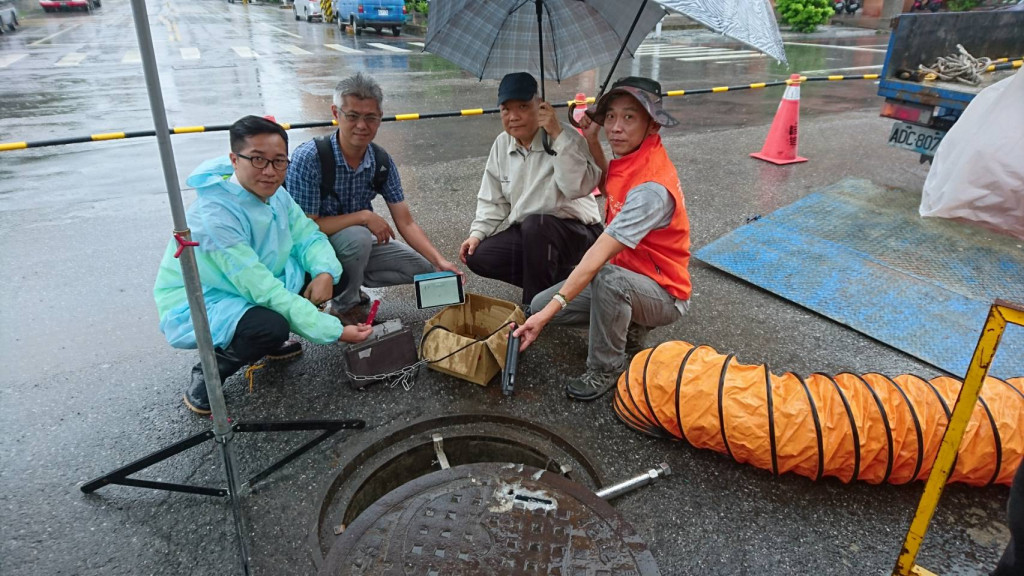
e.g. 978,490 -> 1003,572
310,414 -> 604,566
319,462 -> 661,576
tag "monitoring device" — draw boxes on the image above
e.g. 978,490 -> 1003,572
413,271 -> 465,309
502,324 -> 520,397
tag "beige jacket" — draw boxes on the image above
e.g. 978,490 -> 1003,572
469,123 -> 602,240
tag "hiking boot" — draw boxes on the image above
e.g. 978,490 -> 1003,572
266,338 -> 302,360
624,323 -> 650,357
181,347 -> 244,415
183,364 -> 211,415
565,369 -> 621,401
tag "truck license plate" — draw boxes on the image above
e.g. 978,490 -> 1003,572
377,8 -> 388,15
887,121 -> 944,156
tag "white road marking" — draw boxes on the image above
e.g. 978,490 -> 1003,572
121,50 -> 141,64
282,44 -> 312,55
55,52 -> 88,67
181,46 -> 201,60
325,43 -> 363,53
677,52 -> 766,62
264,24 -> 302,38
232,46 -> 259,58
366,42 -> 410,53
30,24 -> 82,46
784,41 -> 887,53
800,64 -> 884,74
635,46 -> 732,54
407,41 -> 424,47
0,53 -> 28,68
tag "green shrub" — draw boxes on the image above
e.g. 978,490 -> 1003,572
776,0 -> 834,33
405,0 -> 428,14
945,0 -> 980,10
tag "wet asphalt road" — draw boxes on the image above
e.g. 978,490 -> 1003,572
0,2 -> 1013,575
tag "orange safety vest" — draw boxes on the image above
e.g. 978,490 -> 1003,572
604,134 -> 691,301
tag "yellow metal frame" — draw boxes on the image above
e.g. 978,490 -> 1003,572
892,299 -> 1024,576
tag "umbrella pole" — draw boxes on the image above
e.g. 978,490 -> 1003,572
597,0 -> 649,96
535,0 -> 556,155
127,0 -> 250,572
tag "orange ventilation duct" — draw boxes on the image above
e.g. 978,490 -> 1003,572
614,341 -> 1024,486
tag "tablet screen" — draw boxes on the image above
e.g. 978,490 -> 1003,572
417,275 -> 463,308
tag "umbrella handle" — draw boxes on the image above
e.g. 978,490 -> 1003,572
566,103 -> 597,130
567,102 -> 580,129
542,130 -> 557,156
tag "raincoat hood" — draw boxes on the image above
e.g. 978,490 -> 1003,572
186,156 -> 245,196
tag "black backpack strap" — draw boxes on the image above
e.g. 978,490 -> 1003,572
369,142 -> 391,195
313,134 -> 336,204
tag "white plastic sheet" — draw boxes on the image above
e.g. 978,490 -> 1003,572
920,70 -> 1024,239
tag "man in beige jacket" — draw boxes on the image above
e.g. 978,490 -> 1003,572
459,72 -> 603,305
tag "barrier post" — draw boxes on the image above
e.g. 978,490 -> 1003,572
892,299 -> 1024,576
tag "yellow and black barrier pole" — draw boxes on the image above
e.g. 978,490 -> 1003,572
892,299 -> 1024,576
0,73 -> 889,153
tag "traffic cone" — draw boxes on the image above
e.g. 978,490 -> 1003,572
750,74 -> 807,165
571,92 -> 601,196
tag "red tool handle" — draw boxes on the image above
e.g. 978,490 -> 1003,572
365,300 -> 381,325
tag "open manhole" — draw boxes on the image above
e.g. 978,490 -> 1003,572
310,414 -> 607,568
318,462 -> 661,575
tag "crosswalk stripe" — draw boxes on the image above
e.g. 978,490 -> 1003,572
0,53 -> 28,68
407,41 -> 424,47
325,43 -> 363,53
121,50 -> 141,64
181,47 -> 200,60
800,64 -> 883,74
264,24 -> 302,39
55,52 -> 87,67
232,46 -> 259,58
283,44 -> 312,55
636,45 -> 731,53
636,48 -> 740,59
677,53 -> 766,62
784,41 -> 886,53
366,42 -> 410,53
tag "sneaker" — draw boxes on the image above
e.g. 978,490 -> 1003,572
266,338 -> 302,360
183,364 -> 212,415
565,369 -> 621,401
624,323 -> 650,357
329,304 -> 382,327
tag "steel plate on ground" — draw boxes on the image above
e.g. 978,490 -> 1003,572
319,462 -> 660,576
695,178 -> 1024,379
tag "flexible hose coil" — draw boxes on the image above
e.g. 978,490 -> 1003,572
614,341 -> 1024,486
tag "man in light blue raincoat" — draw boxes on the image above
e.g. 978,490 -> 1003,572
154,116 -> 372,414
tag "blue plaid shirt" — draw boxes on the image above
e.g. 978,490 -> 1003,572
285,131 -> 404,217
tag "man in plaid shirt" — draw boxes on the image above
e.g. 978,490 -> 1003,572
286,73 -> 462,324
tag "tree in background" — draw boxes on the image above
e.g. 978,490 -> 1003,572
776,0 -> 833,33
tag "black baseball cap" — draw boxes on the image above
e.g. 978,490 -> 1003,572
497,72 -> 538,106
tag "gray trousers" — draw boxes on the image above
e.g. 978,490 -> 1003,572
531,264 -> 686,374
328,225 -> 434,310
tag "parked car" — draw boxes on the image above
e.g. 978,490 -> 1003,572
0,0 -> 18,33
40,0 -> 100,13
336,0 -> 406,36
294,0 -> 323,22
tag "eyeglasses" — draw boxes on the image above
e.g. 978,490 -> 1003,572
340,110 -> 382,126
237,153 -> 290,171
